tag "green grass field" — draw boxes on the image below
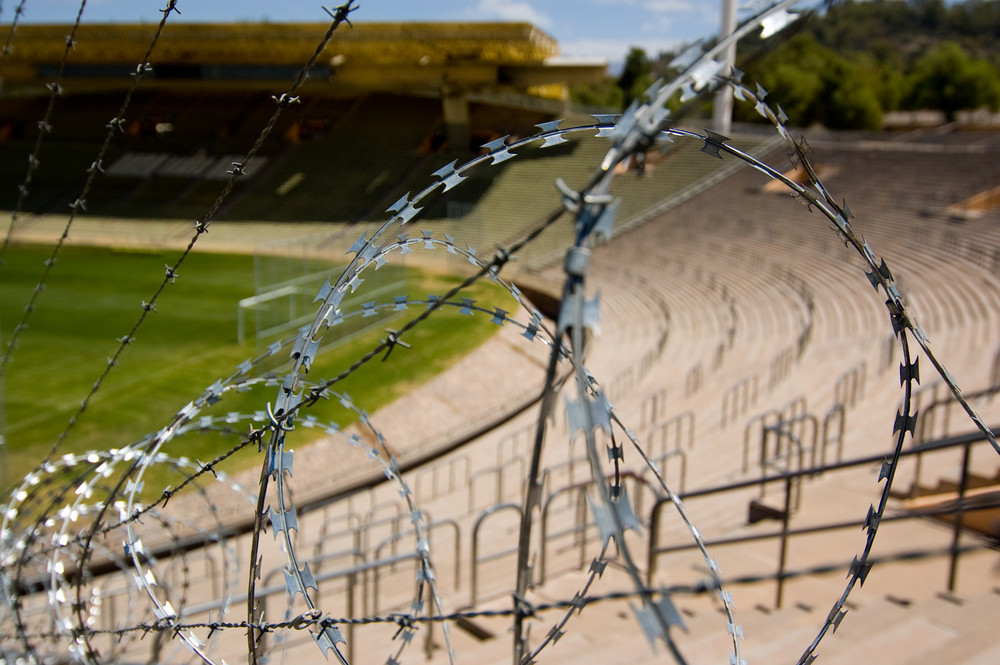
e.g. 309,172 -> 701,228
0,243 -> 507,496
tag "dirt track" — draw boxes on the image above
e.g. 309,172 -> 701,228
2,213 -> 348,255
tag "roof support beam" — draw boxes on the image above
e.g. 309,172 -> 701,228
442,87 -> 470,150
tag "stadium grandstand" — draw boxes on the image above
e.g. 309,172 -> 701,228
2,7 -> 1000,665
0,21 -> 605,222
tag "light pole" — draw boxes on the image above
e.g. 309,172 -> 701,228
712,0 -> 738,134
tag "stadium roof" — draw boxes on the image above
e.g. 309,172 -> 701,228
0,22 -> 607,98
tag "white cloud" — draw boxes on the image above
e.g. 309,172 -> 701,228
476,0 -> 553,28
559,37 -> 685,72
639,0 -> 717,38
643,0 -> 697,12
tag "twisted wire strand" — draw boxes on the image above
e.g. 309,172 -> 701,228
0,0 -> 88,267
8,538 -> 992,649
0,0 -> 27,57
0,0 -> 179,380
26,0 -> 358,468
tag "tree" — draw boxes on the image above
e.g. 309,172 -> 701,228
905,40 -> 1000,120
738,32 -> 882,130
819,59 -> 883,130
616,47 -> 653,110
570,77 -> 623,110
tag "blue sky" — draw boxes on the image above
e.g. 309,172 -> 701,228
10,0 -> 737,69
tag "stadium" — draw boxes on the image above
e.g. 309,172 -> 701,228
1,2 -> 999,665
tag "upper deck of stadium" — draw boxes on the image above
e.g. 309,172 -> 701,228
0,21 -> 607,220
0,21 -> 604,137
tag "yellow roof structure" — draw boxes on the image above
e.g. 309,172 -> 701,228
0,22 -> 606,98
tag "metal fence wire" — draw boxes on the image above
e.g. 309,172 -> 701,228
2,2 -> 999,665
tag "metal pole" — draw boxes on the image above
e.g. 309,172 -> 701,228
346,571 -> 356,664
713,0 -> 738,134
776,474 -> 793,608
947,441 -> 971,593
647,500 -> 665,586
512,292 -> 566,665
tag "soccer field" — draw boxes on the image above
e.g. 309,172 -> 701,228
0,243 -> 503,494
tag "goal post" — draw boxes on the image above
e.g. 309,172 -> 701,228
239,232 -> 407,348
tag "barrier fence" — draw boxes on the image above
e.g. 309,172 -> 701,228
3,2 -> 1000,665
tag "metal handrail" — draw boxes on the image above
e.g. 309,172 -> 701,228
469,502 -> 522,607
372,518 -> 462,590
538,472 -> 659,584
649,425 -> 999,604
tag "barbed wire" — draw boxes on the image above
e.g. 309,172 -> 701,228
0,0 -> 180,380
3,2 -> 1000,665
0,0 -> 87,268
12,537 -> 989,648
6,1 -> 358,468
0,0 -> 27,58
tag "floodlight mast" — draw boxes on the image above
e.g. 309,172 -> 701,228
713,0 -> 738,134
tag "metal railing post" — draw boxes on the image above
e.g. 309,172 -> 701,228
775,473 -> 793,609
647,500 -> 665,586
424,595 -> 436,660
470,503 -> 521,607
947,440 -> 972,593
577,487 -> 588,571
346,571 -> 356,664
